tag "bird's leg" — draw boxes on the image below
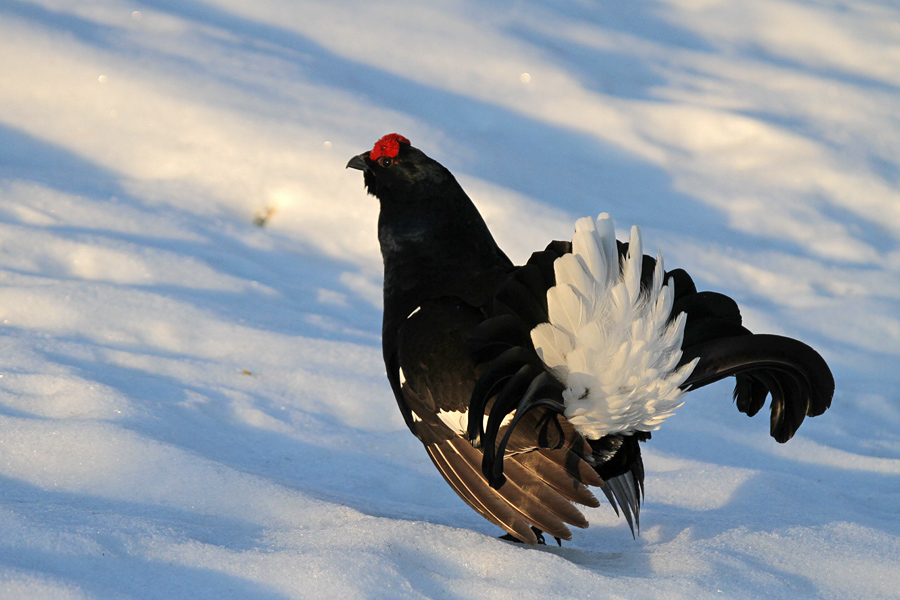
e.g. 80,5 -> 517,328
498,527 -> 562,546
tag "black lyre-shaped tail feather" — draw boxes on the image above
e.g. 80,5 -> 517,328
670,269 -> 834,442
679,334 -> 834,443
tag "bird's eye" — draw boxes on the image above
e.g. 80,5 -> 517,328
377,156 -> 393,168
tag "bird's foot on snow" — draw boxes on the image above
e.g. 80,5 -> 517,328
499,527 -> 562,546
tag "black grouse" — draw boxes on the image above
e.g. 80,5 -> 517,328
347,133 -> 834,545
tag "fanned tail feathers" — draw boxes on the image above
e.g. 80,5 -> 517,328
532,213 -> 698,440
464,212 -> 834,542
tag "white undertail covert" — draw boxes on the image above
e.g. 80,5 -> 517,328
531,213 -> 699,440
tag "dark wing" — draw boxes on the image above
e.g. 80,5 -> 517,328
393,298 -> 601,544
466,242 -> 646,535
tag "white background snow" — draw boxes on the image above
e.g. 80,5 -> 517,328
1,0 -> 899,598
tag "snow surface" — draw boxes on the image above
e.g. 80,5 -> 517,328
1,1 -> 899,598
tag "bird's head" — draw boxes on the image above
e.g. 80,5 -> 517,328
347,133 -> 512,300
346,134 -> 455,203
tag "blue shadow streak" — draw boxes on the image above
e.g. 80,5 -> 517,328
0,121 -> 383,342
0,474 -> 292,600
0,0 -> 121,50
126,0 -> 726,237
0,122 -> 123,197
0,0 -> 731,239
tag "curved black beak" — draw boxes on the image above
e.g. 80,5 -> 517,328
346,153 -> 369,171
